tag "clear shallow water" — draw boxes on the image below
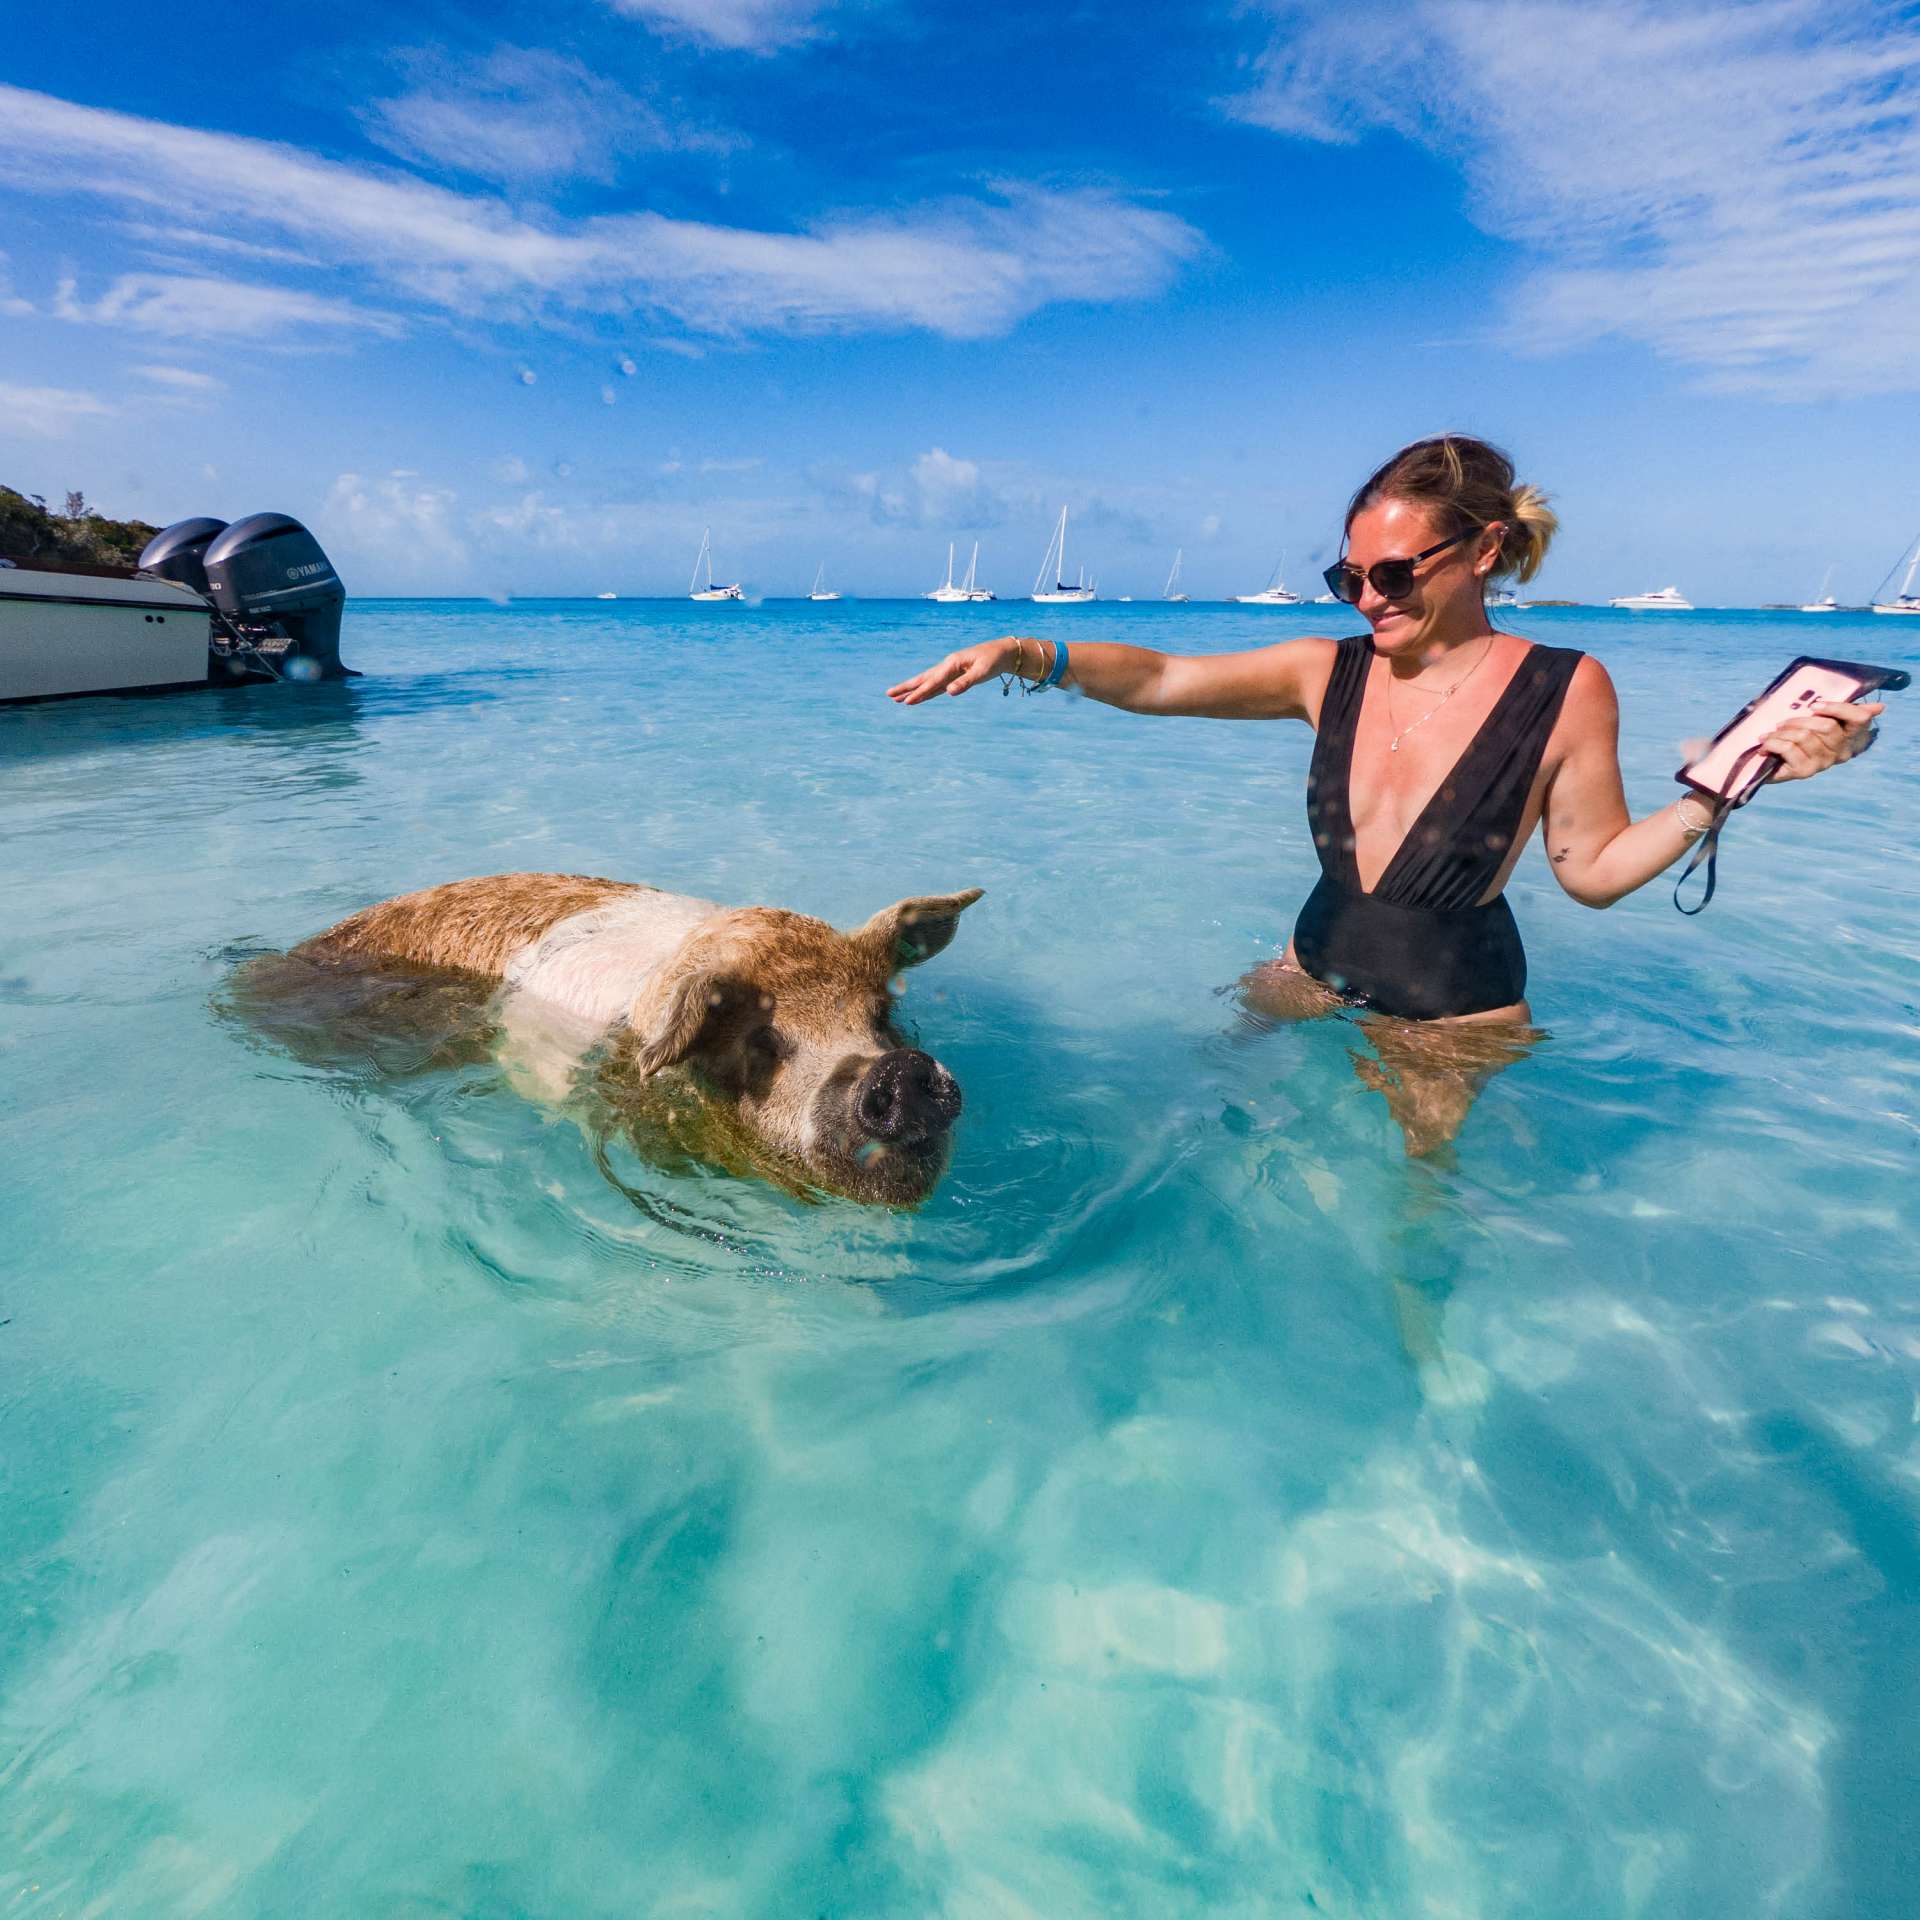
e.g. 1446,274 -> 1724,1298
2,599 -> 1916,1918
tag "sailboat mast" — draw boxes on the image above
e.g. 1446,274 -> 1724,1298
1904,537 -> 1920,598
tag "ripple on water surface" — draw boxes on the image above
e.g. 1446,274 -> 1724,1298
0,601 -> 1915,1917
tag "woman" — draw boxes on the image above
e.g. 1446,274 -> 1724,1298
887,437 -> 1882,1153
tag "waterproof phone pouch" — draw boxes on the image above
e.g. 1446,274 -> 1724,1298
1672,655 -> 1906,913
1678,655 -> 1909,805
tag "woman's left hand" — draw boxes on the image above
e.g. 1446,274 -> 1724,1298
1763,699 -> 1886,782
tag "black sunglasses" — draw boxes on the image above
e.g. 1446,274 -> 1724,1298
1322,525 -> 1482,605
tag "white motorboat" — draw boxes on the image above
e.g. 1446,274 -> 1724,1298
1162,549 -> 1189,603
808,562 -> 841,602
689,528 -> 742,601
1,513 -> 348,704
1032,507 -> 1095,603
1609,585 -> 1692,610
1233,553 -> 1302,604
927,541 -> 993,603
1872,531 -> 1920,614
596,591 -> 617,601
1488,586 -> 1519,608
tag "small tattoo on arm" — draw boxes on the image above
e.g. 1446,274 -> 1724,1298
1551,848 -> 1570,865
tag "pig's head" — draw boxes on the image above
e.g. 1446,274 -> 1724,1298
607,888 -> 982,1205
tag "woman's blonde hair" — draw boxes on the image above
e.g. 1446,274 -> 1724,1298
1346,435 -> 1558,584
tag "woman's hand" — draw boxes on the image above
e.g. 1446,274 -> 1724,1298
886,637 -> 1029,706
1763,699 -> 1885,782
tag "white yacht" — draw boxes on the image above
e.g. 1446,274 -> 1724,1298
927,541 -> 994,603
1162,549 -> 1189,603
808,562 -> 841,602
1872,531 -> 1920,614
689,528 -> 742,601
1233,553 -> 1302,605
1031,507 -> 1095,603
596,591 -> 617,601
1488,586 -> 1520,608
1609,585 -> 1692,610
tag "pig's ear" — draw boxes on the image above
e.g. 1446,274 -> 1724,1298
630,966 -> 741,1076
856,888 -> 983,970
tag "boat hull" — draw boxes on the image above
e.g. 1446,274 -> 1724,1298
1,571 -> 213,703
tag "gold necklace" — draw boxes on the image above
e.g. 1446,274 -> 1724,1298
1384,636 -> 1496,753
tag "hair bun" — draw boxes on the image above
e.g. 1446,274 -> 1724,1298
1348,435 -> 1558,585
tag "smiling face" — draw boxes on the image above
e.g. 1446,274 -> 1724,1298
1344,497 -> 1505,662
605,891 -> 980,1206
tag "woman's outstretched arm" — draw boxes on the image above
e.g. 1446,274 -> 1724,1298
886,635 -> 1334,721
1540,657 -> 1883,908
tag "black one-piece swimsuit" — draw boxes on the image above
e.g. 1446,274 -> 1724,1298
1293,635 -> 1585,1020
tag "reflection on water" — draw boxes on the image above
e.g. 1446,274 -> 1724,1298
1,601 -> 1915,1916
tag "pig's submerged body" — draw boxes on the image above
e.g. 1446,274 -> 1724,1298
238,871 -> 983,1206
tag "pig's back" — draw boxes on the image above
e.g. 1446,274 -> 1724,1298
502,889 -> 725,1027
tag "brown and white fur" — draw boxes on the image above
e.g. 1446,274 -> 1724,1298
287,872 -> 983,1205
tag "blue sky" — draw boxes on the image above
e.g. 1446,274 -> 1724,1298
2,0 -> 1917,601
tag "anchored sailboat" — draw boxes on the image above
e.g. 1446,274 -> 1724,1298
689,528 -> 742,601
926,541 -> 993,603
1873,531 -> 1920,615
1162,549 -> 1189,603
1232,553 -> 1302,605
1032,507 -> 1096,603
1799,567 -> 1838,612
809,561 -> 841,602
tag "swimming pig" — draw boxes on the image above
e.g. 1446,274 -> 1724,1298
247,872 -> 982,1206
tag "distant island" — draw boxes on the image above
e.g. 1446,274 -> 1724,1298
1,487 -> 158,572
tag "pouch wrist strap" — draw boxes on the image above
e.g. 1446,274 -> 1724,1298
1673,801 -> 1731,915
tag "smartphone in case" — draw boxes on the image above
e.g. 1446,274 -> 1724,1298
1678,655 -> 1909,806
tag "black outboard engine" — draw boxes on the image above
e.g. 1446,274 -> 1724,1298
202,512 -> 349,683
139,516 -> 229,596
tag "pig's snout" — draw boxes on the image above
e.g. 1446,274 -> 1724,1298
855,1049 -> 961,1146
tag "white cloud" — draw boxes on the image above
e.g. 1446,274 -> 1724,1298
0,85 -> 1199,345
132,364 -> 224,390
488,455 -> 532,484
471,490 -> 577,545
604,0 -> 825,53
1229,0 -> 1920,397
321,470 -> 470,583
0,382 -> 113,436
54,272 -> 403,341
118,223 -> 320,268
827,446 -> 1023,531
361,45 -> 733,186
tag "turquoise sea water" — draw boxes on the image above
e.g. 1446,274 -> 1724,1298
2,599 -> 1916,1918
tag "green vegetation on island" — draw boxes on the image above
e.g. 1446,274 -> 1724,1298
1,487 -> 159,571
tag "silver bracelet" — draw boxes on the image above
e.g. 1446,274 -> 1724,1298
1675,793 -> 1718,838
